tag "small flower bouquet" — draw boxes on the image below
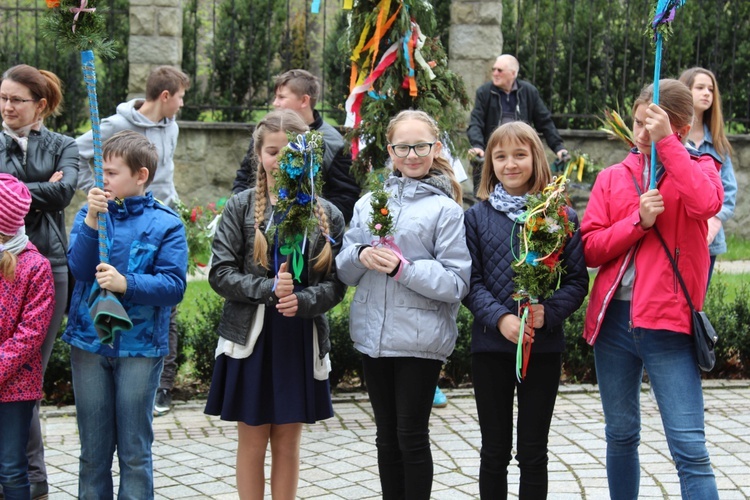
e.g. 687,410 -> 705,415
269,130 -> 324,281
512,175 -> 575,380
368,189 -> 394,238
176,198 -> 226,275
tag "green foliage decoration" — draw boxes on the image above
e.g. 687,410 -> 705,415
367,189 -> 394,238
512,178 -> 576,301
268,130 -> 325,281
346,0 -> 470,184
40,0 -> 117,58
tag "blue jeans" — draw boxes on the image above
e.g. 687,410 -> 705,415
0,400 -> 35,500
594,300 -> 718,500
71,347 -> 163,500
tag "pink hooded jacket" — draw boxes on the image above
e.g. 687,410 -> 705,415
0,243 -> 55,402
581,133 -> 722,345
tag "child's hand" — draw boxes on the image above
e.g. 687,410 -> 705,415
497,313 -> 534,345
644,103 -> 674,144
85,188 -> 110,229
639,188 -> 665,229
276,293 -> 298,317
529,304 -> 545,328
707,216 -> 722,244
360,246 -> 400,274
274,261 -> 294,298
48,171 -> 63,183
95,263 -> 127,294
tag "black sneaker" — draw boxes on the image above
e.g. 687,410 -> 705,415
31,480 -> 48,499
153,388 -> 172,416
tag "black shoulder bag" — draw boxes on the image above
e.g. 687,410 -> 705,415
630,173 -> 718,372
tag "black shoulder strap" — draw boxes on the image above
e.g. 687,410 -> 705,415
629,172 -> 696,311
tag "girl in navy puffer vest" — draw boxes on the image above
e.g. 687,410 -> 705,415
463,122 -> 588,499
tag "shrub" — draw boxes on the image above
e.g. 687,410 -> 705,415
179,291 -> 224,384
443,305 -> 473,387
327,290 -> 363,389
44,323 -> 74,406
562,298 -> 597,383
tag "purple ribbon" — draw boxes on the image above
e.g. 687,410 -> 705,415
70,0 -> 96,33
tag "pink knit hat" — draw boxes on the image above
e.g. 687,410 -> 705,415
0,173 -> 32,235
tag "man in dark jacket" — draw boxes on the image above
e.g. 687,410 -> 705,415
467,55 -> 568,188
232,69 -> 360,223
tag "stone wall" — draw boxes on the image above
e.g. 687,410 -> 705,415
449,0 -> 503,99
160,123 -> 748,240
66,124 -> 748,241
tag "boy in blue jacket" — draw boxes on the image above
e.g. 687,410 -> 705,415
63,130 -> 188,500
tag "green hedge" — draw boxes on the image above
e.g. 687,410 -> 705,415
42,274 -> 750,404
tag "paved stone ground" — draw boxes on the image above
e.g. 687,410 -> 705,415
39,380 -> 750,499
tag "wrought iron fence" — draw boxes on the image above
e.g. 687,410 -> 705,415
3,1 -> 748,132
0,0 -> 129,135
503,0 -> 750,132
184,0 -> 750,131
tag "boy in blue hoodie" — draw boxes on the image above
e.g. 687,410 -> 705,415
63,130 -> 188,500
76,65 -> 190,416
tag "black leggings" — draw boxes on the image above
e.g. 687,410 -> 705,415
473,351 -> 562,499
362,355 -> 442,500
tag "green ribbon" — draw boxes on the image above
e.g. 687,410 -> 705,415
280,233 -> 305,283
516,306 -> 528,382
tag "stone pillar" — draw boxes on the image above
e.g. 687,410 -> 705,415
127,0 -> 184,98
449,0 -> 503,101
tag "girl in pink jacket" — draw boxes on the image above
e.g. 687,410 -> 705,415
581,80 -> 722,499
0,173 -> 55,499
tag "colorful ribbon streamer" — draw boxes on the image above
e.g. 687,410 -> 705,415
649,0 -> 686,189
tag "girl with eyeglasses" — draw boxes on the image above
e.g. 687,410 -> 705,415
336,110 -> 471,500
0,64 -> 79,498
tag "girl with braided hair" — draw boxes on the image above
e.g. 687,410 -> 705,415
205,109 -> 346,499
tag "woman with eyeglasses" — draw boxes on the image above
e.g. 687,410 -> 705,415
336,110 -> 471,499
0,64 -> 79,499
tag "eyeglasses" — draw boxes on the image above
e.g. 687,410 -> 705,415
389,142 -> 435,158
0,96 -> 38,106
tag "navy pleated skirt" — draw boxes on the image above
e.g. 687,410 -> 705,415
204,304 -> 333,426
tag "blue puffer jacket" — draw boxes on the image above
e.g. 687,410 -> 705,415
463,200 -> 589,354
63,192 -> 188,357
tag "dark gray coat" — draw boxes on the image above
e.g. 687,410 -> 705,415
467,79 -> 566,155
209,189 -> 347,357
0,126 -> 79,271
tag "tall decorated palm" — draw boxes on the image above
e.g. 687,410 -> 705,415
41,0 -> 129,344
337,0 -> 470,183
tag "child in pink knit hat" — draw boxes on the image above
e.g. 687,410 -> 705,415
0,173 -> 55,499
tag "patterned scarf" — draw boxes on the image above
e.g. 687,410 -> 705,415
488,183 -> 527,221
2,120 -> 42,154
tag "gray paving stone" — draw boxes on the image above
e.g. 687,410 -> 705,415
38,382 -> 750,498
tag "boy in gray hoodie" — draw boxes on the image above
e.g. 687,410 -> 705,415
77,66 -> 189,208
76,65 -> 190,417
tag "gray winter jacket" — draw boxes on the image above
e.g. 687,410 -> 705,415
209,189 -> 347,357
336,173 -> 471,362
76,99 -> 180,207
